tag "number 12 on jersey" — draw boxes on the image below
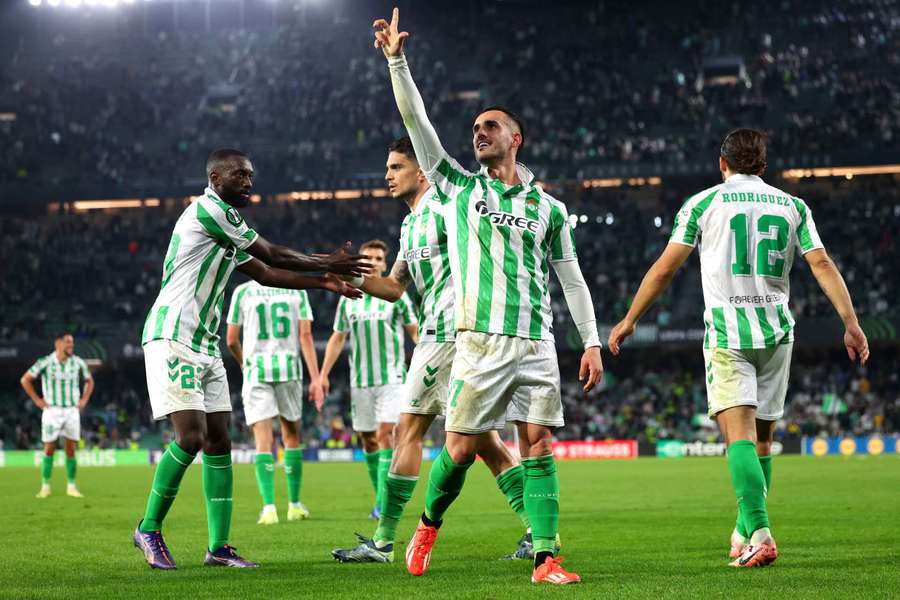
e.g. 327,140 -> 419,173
729,213 -> 789,279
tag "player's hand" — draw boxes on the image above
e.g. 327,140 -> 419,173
373,7 -> 409,58
320,375 -> 331,397
607,318 -> 636,356
77,398 -> 88,410
36,398 -> 48,410
844,321 -> 870,364
308,380 -> 325,412
323,273 -> 363,299
579,346 -> 603,392
319,242 -> 373,277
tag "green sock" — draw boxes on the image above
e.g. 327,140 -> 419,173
364,450 -> 380,501
41,455 -> 53,485
140,442 -> 195,532
759,455 -> 772,491
523,455 -> 560,554
284,448 -> 303,504
376,448 -> 393,511
65,457 -> 77,484
373,473 -> 418,545
727,440 -> 769,537
203,453 -> 233,552
423,447 -> 473,522
735,454 -> 773,538
254,452 -> 275,506
496,464 -> 530,529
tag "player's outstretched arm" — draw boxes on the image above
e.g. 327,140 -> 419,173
374,7 -> 447,174
608,242 -> 694,355
20,372 -> 47,410
552,259 -> 603,391
247,238 -> 372,278
238,257 -> 363,299
804,248 -> 869,363
355,256 -> 413,302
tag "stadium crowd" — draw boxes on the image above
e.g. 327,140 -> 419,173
1,0 -> 898,193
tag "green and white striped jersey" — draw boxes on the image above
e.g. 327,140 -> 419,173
670,173 -> 824,350
227,281 -> 313,383
427,157 -> 577,341
27,353 -> 91,408
333,292 -> 417,388
398,188 -> 455,343
142,187 -> 258,357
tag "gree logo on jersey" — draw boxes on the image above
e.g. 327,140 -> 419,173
404,247 -> 432,262
475,200 -> 539,233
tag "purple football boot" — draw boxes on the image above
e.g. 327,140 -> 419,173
133,523 -> 177,570
203,545 -> 259,568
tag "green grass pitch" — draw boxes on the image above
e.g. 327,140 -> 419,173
0,455 -> 897,599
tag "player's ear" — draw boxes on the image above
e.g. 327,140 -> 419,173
416,168 -> 426,183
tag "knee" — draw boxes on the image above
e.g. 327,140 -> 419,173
446,438 -> 476,465
376,429 -> 393,449
204,437 -> 231,456
360,432 -> 378,453
527,436 -> 553,459
176,430 -> 205,456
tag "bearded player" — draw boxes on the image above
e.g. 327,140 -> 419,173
133,148 -> 369,570
609,128 -> 869,567
331,137 -> 538,565
374,10 -> 603,584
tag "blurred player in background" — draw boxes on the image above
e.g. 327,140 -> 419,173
331,138 -> 534,565
320,239 -> 418,520
226,281 -> 323,525
374,9 -> 603,585
20,332 -> 94,499
133,148 -> 369,570
609,128 -> 870,567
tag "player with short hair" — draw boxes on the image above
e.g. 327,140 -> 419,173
608,128 -> 869,567
319,238 -> 419,520
331,137 -> 537,565
21,332 -> 94,499
373,10 -> 603,584
226,281 -> 323,525
133,148 -> 369,570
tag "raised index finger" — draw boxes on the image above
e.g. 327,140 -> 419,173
390,6 -> 400,30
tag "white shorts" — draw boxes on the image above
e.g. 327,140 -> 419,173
445,331 -> 563,434
242,379 -> 304,426
350,384 -> 404,432
144,339 -> 231,420
703,343 -> 793,420
402,342 -> 455,416
41,407 -> 80,443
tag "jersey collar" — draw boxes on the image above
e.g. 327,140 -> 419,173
478,162 -> 536,189
725,173 -> 763,183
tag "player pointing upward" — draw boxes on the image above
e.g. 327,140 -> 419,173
133,148 -> 369,570
374,9 -> 603,584
609,128 -> 869,567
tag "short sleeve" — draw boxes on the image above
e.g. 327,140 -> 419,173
395,292 -> 418,326
297,291 -> 314,321
670,187 -> 720,247
427,155 -> 476,207
235,249 -> 253,265
791,197 -> 825,254
27,357 -> 47,377
227,285 -> 247,326
196,195 -> 259,250
333,298 -> 349,333
547,199 -> 577,263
